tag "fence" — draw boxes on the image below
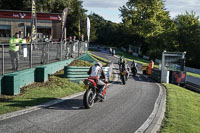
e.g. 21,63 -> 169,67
0,41 -> 89,75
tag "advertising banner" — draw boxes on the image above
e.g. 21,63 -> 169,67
31,0 -> 37,43
61,8 -> 68,41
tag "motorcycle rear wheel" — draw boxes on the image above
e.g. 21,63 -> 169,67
83,89 -> 94,109
121,75 -> 126,85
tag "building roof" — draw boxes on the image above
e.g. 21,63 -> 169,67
0,10 -> 62,21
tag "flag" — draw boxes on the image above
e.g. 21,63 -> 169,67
87,17 -> 91,42
31,0 -> 37,43
61,8 -> 68,41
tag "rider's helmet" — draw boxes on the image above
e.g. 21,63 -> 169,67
120,55 -> 124,63
94,61 -> 102,67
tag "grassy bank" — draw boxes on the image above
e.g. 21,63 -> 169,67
0,59 -> 104,115
0,70 -> 85,115
161,84 -> 200,133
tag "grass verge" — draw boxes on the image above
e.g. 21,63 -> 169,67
160,83 -> 200,133
88,48 -> 100,52
0,70 -> 84,115
115,48 -> 159,68
68,59 -> 94,67
187,72 -> 200,78
88,52 -> 109,66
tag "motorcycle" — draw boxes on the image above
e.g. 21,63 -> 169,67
131,62 -> 137,77
120,70 -> 127,85
83,77 -> 108,109
119,63 -> 128,85
131,66 -> 137,77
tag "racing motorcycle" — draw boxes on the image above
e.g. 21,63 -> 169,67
83,77 -> 108,109
119,63 -> 128,85
131,66 -> 137,77
131,63 -> 137,77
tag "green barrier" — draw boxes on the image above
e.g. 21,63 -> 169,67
64,66 -> 90,82
150,69 -> 161,82
64,66 -> 90,81
35,66 -> 48,82
35,59 -> 74,82
64,66 -> 111,83
2,68 -> 35,95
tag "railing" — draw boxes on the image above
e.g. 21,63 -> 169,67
0,41 -> 89,75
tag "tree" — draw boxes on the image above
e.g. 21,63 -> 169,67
175,11 -> 200,68
119,0 -> 176,56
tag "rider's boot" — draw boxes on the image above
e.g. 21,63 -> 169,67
99,85 -> 105,98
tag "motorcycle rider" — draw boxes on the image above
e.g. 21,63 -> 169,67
118,55 -> 126,71
118,56 -> 130,80
88,61 -> 106,98
131,60 -> 138,75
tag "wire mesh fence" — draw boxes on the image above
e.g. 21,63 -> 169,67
0,41 -> 89,75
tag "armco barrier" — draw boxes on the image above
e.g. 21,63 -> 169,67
64,66 -> 111,83
35,59 -> 74,82
2,68 -> 35,95
64,66 -> 90,82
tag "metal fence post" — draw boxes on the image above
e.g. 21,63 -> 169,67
30,43 -> 32,68
78,41 -> 80,57
48,42 -> 50,63
84,42 -> 86,53
2,45 -> 4,75
60,42 -> 62,60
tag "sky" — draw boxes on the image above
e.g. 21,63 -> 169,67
82,0 -> 200,23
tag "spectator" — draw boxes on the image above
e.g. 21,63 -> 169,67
69,36 -> 73,58
81,34 -> 84,41
9,32 -> 23,70
26,33 -> 31,43
41,35 -> 49,64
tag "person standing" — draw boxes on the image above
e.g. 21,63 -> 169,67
69,36 -> 73,58
41,35 -> 49,64
9,32 -> 23,70
148,60 -> 154,75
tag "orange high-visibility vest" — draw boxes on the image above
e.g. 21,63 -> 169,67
148,61 -> 154,74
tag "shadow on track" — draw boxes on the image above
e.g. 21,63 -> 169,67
44,98 -> 85,110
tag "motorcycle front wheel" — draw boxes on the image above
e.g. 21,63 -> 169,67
83,89 -> 95,109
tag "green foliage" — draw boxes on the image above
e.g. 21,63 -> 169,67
187,72 -> 200,79
175,12 -> 200,68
